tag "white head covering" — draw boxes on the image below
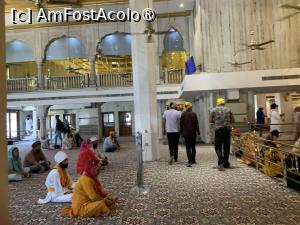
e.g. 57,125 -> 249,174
54,151 -> 68,164
90,137 -> 98,142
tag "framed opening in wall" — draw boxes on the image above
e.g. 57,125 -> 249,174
119,111 -> 132,136
102,112 -> 115,137
7,110 -> 20,140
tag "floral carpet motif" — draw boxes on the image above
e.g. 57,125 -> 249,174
9,143 -> 300,225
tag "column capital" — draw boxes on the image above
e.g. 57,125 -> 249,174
36,59 -> 43,65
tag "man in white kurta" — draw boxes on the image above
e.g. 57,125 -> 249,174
270,103 -> 283,133
37,151 -> 74,204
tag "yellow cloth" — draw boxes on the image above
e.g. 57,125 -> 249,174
47,187 -> 55,192
61,175 -> 111,217
216,98 -> 225,105
55,164 -> 70,188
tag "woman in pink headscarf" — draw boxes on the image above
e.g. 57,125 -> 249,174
76,140 -> 96,174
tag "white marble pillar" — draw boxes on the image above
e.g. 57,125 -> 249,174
157,100 -> 163,139
36,105 -> 49,138
36,59 -> 44,89
130,0 -> 158,161
32,109 -> 38,140
0,1 -> 9,222
89,56 -> 96,86
198,93 -> 213,144
114,111 -> 120,136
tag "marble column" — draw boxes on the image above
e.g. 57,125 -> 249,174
130,0 -> 158,161
36,105 -> 49,138
198,93 -> 213,144
32,109 -> 38,140
89,56 -> 96,86
247,91 -> 255,123
114,111 -> 120,136
36,59 -> 44,89
97,103 -> 104,140
0,1 -> 9,223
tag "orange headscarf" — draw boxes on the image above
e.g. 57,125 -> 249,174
55,164 -> 71,187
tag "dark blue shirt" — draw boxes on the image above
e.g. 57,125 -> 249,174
256,109 -> 265,124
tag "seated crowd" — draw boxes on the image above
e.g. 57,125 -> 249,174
8,133 -> 120,217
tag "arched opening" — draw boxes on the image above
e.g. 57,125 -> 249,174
161,27 -> 187,71
6,40 -> 36,79
44,36 -> 88,76
96,32 -> 132,74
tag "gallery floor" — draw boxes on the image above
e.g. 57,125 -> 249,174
8,142 -> 300,225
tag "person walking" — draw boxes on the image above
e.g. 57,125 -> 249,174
55,115 -> 65,146
209,98 -> 235,171
180,102 -> 200,167
163,101 -> 181,165
269,103 -> 284,134
256,106 -> 265,137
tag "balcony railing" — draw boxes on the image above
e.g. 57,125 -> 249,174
7,77 -> 37,92
97,73 -> 133,87
161,69 -> 185,84
45,75 -> 86,90
7,69 -> 185,92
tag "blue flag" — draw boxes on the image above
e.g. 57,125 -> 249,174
185,56 -> 196,75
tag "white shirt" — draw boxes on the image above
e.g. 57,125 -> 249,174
270,110 -> 281,132
25,118 -> 33,131
37,169 -> 73,204
163,109 -> 181,133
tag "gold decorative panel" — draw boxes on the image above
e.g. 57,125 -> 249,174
161,51 -> 187,70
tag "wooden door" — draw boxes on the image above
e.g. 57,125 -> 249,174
119,111 -> 132,136
102,112 -> 115,137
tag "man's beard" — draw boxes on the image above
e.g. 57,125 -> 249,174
59,162 -> 68,169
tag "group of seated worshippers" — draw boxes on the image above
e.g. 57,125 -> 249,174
103,131 -> 120,152
37,138 -> 116,217
8,141 -> 50,182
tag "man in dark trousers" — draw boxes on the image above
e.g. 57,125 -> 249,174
163,101 -> 181,165
209,98 -> 235,171
180,102 -> 200,167
55,115 -> 65,146
256,106 -> 265,137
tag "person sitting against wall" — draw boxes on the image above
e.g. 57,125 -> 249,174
40,136 -> 51,150
23,141 -> 51,173
62,134 -> 73,150
103,131 -> 120,152
264,130 -> 280,147
73,131 -> 83,148
8,147 -> 30,182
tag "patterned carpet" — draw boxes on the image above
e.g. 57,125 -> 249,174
8,142 -> 300,225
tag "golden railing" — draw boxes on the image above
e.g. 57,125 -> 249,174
97,73 -> 133,87
161,69 -> 185,84
232,129 -> 300,190
7,77 -> 37,92
45,75 -> 86,90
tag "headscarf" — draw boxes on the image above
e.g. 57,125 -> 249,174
8,147 -> 22,173
185,102 -> 193,110
32,141 -> 41,149
79,140 -> 92,153
77,151 -> 106,197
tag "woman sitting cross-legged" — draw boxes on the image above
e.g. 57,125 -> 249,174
8,147 -> 30,182
61,150 -> 117,217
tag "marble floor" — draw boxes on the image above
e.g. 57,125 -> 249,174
8,141 -> 300,225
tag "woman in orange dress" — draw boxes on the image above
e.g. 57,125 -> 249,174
61,151 -> 116,217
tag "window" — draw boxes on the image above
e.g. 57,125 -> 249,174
7,111 -> 19,139
103,113 -> 114,126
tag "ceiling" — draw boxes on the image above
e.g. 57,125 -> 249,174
5,0 -> 195,13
